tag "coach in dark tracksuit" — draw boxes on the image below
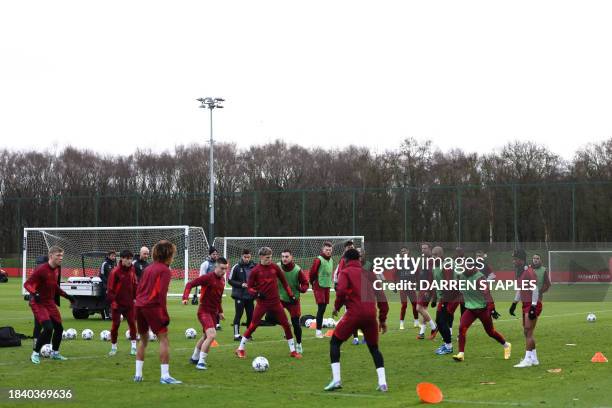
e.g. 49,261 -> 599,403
99,251 -> 116,320
228,249 -> 256,340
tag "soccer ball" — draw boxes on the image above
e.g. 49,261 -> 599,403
252,356 -> 269,372
81,329 -> 94,340
148,330 -> 157,341
185,328 -> 197,339
125,330 -> 140,340
304,318 -> 313,328
66,328 -> 77,339
40,344 -> 53,358
587,313 -> 597,322
100,330 -> 111,341
62,330 -> 68,339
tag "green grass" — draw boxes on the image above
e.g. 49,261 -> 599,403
1,279 -> 611,408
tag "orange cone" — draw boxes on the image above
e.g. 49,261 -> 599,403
211,340 -> 219,348
591,352 -> 608,363
324,329 -> 334,337
416,382 -> 443,404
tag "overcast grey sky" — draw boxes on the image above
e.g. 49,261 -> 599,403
1,0 -> 611,158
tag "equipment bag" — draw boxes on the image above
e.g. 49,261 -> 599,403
0,326 -> 26,347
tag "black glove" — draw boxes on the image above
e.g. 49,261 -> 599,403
509,302 -> 517,316
257,292 -> 266,300
431,301 -> 437,308
65,294 -> 76,304
34,293 -> 41,303
491,309 -> 501,320
528,305 -> 537,320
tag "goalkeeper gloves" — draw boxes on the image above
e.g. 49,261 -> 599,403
289,295 -> 297,304
509,302 -> 517,316
65,294 -> 76,304
528,305 -> 537,320
34,293 -> 41,303
431,301 -> 436,308
491,309 -> 501,320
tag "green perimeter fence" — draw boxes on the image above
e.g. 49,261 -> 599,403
1,181 -> 612,255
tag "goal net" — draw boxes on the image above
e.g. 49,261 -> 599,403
22,226 -> 209,296
548,251 -> 612,284
212,236 -> 365,282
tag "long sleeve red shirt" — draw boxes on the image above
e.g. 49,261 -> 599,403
135,261 -> 171,319
182,273 -> 225,314
247,263 -> 294,305
24,262 -> 67,305
334,259 -> 389,323
107,264 -> 137,308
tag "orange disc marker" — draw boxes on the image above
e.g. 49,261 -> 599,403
416,382 -> 443,404
591,352 -> 608,363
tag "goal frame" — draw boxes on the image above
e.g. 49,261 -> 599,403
548,250 -> 612,284
22,226 -> 197,295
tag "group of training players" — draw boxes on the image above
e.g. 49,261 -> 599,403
23,239 -> 549,390
393,244 -> 550,368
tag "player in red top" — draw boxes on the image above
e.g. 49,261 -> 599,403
509,250 -> 551,368
279,249 -> 309,354
416,242 -> 437,339
182,257 -> 228,370
235,246 -> 301,359
133,240 -> 181,384
395,246 -> 420,330
310,241 -> 334,338
326,248 -> 390,392
106,249 -> 138,356
334,240 -> 361,344
24,246 -> 75,364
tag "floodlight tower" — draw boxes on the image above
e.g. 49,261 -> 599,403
196,97 -> 225,239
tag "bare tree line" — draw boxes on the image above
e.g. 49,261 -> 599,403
0,138 -> 611,254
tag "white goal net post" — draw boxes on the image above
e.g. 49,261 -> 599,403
548,250 -> 612,284
212,236 -> 365,284
22,226 -> 209,296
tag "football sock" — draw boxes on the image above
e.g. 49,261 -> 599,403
131,340 -> 137,347
419,324 -> 426,335
376,367 -> 387,386
161,364 -> 169,379
429,320 -> 437,330
445,343 -> 452,349
192,347 -> 200,360
288,338 -> 296,352
135,360 -> 144,377
331,362 -> 341,383
199,352 -> 207,363
503,342 -> 510,349
238,336 -> 248,351
111,343 -> 117,350
532,349 -> 538,360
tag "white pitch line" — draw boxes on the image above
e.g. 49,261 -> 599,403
445,399 -> 532,406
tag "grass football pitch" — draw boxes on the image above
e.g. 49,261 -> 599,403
1,279 -> 611,407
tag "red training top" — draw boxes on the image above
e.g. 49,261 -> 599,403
182,273 -> 225,314
107,264 -> 137,309
24,262 -> 67,305
247,262 -> 294,305
135,261 -> 171,317
334,259 -> 389,323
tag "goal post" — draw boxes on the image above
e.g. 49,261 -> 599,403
212,236 -> 365,283
548,250 -> 612,284
22,226 -> 209,296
